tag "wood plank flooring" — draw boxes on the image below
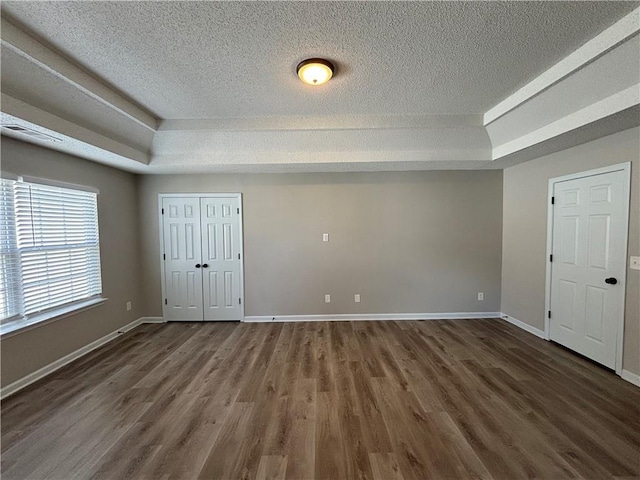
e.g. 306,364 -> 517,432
2,319 -> 639,479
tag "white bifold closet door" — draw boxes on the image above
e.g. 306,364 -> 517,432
162,196 -> 242,321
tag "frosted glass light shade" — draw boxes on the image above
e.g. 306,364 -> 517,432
297,58 -> 334,86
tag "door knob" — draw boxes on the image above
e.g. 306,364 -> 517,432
195,264 -> 201,268
202,264 -> 209,268
605,277 -> 618,285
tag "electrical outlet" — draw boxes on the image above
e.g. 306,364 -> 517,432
354,294 -> 361,303
477,292 -> 484,301
323,233 -> 329,242
630,256 -> 640,270
126,301 -> 132,311
325,294 -> 331,303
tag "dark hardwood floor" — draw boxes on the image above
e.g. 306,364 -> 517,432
1,319 -> 639,479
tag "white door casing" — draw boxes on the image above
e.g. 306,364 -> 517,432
160,194 -> 243,322
547,164 -> 630,371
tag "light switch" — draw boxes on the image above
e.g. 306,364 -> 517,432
323,233 -> 329,242
631,256 -> 640,270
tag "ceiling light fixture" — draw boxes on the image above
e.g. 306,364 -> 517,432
297,58 -> 334,86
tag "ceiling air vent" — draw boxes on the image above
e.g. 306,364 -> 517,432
1,124 -> 61,142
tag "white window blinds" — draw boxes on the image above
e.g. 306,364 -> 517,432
0,178 -> 22,322
0,177 -> 102,325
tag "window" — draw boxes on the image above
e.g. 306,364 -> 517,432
0,178 -> 20,321
0,176 -> 102,329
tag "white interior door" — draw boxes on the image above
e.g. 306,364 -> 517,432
200,197 -> 242,321
162,197 -> 203,321
549,169 -> 628,369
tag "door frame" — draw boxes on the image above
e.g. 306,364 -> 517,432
158,193 -> 245,322
544,162 -> 631,375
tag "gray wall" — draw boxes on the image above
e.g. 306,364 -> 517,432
0,137 -> 144,387
139,171 -> 504,317
3,128 -> 637,389
502,127 -> 640,376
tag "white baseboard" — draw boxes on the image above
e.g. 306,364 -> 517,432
139,316 -> 165,323
0,316 -> 152,400
243,312 -> 502,323
499,313 -> 547,339
621,369 -> 640,388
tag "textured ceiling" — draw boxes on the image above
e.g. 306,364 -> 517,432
2,1 -> 637,120
1,47 -> 154,151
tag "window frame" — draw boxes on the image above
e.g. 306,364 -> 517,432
0,174 -> 106,337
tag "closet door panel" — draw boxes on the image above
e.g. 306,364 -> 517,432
200,197 -> 242,321
162,197 -> 204,321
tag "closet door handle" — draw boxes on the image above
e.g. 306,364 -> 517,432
195,264 -> 201,268
202,264 -> 209,268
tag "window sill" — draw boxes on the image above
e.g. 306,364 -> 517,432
0,297 -> 108,339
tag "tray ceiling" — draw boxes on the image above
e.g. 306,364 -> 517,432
1,1 -> 638,173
